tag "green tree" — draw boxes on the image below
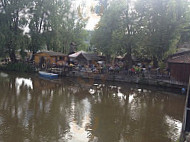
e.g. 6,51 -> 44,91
0,0 -> 29,62
91,0 -> 125,61
92,0 -> 190,67
91,0 -> 143,66
28,0 -> 50,56
137,0 -> 190,67
0,0 -> 89,61
111,0 -> 146,67
28,0 -> 88,54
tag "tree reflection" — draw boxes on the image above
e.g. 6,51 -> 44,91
0,74 -> 186,142
89,83 -> 185,142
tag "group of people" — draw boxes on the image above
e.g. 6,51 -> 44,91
72,63 -> 106,74
69,60 -> 171,78
71,61 -> 155,76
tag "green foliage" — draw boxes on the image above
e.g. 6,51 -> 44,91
0,0 -> 30,62
139,0 -> 182,61
91,0 -> 190,66
0,0 -> 190,66
0,0 -> 88,61
1,63 -> 35,73
27,0 -> 88,54
91,0 -> 125,58
158,61 -> 166,70
20,49 -> 27,60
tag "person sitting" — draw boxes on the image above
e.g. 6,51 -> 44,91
131,67 -> 135,76
115,65 -> 120,73
124,66 -> 128,75
109,66 -> 114,74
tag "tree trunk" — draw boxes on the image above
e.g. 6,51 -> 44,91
9,50 -> 17,63
153,56 -> 158,68
31,51 -> 37,61
126,44 -> 132,68
7,42 -> 17,63
106,54 -> 111,63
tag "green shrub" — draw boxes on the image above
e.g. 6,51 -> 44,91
159,61 -> 166,70
0,62 -> 35,73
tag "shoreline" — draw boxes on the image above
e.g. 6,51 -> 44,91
0,69 -> 187,90
66,71 -> 187,90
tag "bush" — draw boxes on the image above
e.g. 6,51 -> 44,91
158,61 -> 166,70
0,62 -> 35,73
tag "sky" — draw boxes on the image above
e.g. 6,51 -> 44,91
74,0 -> 135,30
73,0 -> 100,30
23,0 -> 100,34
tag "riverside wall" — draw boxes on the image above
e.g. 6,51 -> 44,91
67,71 -> 187,89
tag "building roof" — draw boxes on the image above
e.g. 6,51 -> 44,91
69,51 -> 86,58
115,56 -> 123,59
69,51 -> 101,61
168,50 -> 190,64
177,48 -> 190,53
82,53 -> 101,61
35,51 -> 67,57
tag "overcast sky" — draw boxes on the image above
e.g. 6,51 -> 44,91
73,0 -> 100,30
23,0 -> 100,33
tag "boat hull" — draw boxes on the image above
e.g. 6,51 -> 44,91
39,71 -> 58,79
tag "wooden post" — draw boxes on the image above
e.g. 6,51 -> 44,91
180,76 -> 190,142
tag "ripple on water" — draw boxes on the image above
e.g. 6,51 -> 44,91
0,74 -> 186,142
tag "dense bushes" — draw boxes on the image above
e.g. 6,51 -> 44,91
0,62 -> 35,73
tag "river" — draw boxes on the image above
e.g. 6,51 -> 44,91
0,72 -> 186,142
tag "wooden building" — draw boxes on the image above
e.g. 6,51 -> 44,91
69,51 -> 101,65
34,51 -> 68,68
168,50 -> 190,83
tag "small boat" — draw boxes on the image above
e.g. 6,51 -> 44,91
39,71 -> 58,79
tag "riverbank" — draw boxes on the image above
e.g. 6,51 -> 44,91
66,71 -> 187,90
0,63 -> 35,73
0,66 -> 187,90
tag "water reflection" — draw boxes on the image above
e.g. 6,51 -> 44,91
165,115 -> 182,142
0,73 -> 186,142
66,98 -> 92,142
0,72 -> 8,78
15,78 -> 33,94
129,93 -> 134,103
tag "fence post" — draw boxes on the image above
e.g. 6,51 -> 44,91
180,76 -> 190,142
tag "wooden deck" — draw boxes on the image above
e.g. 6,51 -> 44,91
47,66 -> 70,76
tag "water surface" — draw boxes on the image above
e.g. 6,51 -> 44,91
0,72 -> 185,142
